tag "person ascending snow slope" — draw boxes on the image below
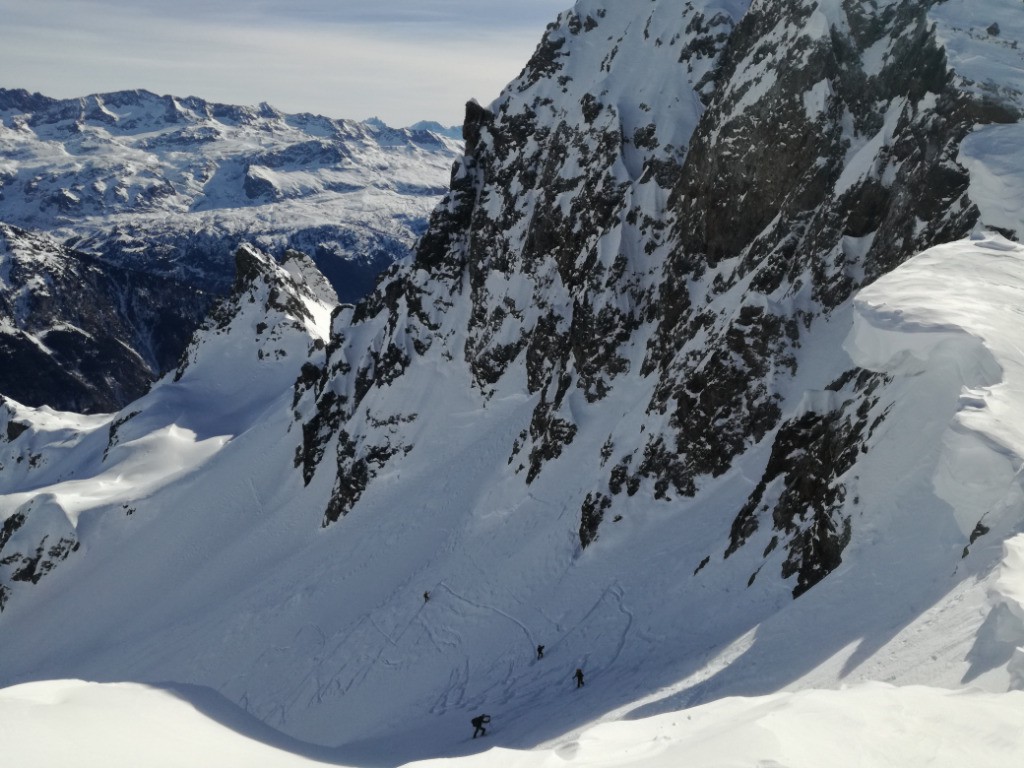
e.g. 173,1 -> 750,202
471,713 -> 491,738
574,668 -> 585,688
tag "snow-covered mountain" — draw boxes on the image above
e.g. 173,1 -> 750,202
3,1 -> 1024,766
374,117 -> 463,142
0,223 -> 209,412
0,88 -> 461,410
0,88 -> 461,301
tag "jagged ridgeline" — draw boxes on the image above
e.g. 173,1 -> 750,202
297,0 -> 1017,596
0,87 -> 460,411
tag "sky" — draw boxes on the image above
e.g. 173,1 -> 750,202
0,0 -> 571,128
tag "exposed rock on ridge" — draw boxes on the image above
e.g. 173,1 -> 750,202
298,0 -> 1020,596
0,241 -> 336,609
0,223 -> 209,412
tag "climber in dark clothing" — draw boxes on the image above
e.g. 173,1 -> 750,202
574,668 -> 585,688
536,644 -> 545,659
471,713 -> 491,738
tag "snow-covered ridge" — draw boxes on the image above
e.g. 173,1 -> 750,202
4,679 -> 1024,767
0,87 -> 462,302
850,235 -> 1024,474
847,235 -> 1024,691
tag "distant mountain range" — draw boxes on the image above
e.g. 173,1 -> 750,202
369,116 -> 463,140
0,87 -> 462,410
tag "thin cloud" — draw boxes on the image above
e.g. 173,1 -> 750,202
0,0 -> 569,125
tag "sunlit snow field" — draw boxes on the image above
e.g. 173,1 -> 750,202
3,679 -> 1024,767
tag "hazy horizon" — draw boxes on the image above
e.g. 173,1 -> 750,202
0,0 -> 569,126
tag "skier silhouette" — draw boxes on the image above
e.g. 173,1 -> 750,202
471,713 -> 491,738
574,668 -> 585,688
423,591 -> 430,603
536,644 -> 545,660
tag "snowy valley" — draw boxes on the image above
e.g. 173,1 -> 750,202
3,0 -> 1024,766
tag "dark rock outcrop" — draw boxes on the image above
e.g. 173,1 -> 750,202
0,223 -> 210,412
293,1 -> 1021,598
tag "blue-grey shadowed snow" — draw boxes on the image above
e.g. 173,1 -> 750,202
156,682 -> 512,767
148,683 -> 354,765
0,0 -> 570,126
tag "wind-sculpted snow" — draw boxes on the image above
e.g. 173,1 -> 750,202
4,680 -> 1024,767
849,235 -> 1024,511
847,236 -> 1024,684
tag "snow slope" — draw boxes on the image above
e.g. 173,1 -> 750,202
0,680 -> 339,768
4,680 -> 1024,768
3,233 -> 1024,764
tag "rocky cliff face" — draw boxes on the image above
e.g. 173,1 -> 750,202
640,0 -> 1014,592
0,223 -> 209,412
297,0 -> 1021,595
